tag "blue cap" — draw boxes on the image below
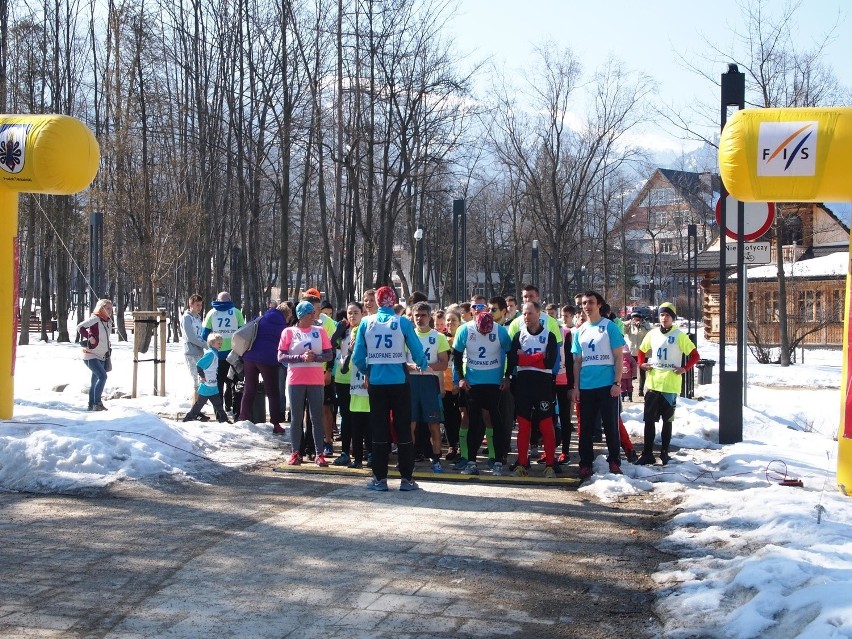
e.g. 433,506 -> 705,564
295,300 -> 315,319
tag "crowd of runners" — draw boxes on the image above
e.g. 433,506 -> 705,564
181,284 -> 699,491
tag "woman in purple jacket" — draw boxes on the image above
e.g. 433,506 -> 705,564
239,303 -> 287,433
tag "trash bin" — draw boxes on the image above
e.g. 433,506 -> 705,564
695,359 -> 716,385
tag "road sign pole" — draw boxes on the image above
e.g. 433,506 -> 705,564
719,64 -> 745,445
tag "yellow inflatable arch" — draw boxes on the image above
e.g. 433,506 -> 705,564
0,114 -> 100,419
719,107 -> 852,495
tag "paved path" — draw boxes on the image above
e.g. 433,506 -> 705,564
0,467 -> 673,638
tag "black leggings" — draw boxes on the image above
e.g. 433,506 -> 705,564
335,382 -> 352,455
442,392 -> 461,447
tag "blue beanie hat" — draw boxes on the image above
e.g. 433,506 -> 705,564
295,300 -> 315,319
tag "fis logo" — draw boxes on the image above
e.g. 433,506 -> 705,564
757,121 -> 817,176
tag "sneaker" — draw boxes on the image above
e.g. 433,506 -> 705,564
536,452 -> 547,465
414,452 -> 426,462
461,461 -> 479,475
636,454 -> 657,466
316,455 -> 329,467
452,457 -> 469,472
626,449 -> 639,464
543,466 -> 556,479
323,442 -> 333,456
348,461 -> 363,469
557,452 -> 568,465
487,458 -> 497,470
608,461 -> 622,475
445,447 -> 458,461
492,461 -> 503,476
578,465 -> 593,481
196,413 -> 210,422
182,413 -> 196,422
366,453 -> 373,468
512,465 -> 529,477
400,478 -> 419,491
333,452 -> 351,466
390,445 -> 398,455
660,450 -> 671,465
287,452 -> 301,465
93,403 -> 107,412
272,425 -> 285,435
431,460 -> 444,473
366,476 -> 388,491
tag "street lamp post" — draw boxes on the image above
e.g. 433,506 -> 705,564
531,240 -> 539,289
649,278 -> 655,306
580,264 -> 586,292
413,228 -> 424,294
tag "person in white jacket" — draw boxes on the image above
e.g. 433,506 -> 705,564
76,299 -> 113,411
181,294 -> 206,385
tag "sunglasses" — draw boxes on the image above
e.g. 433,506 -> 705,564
488,307 -> 500,313
471,304 -> 486,312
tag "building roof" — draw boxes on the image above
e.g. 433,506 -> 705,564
729,251 -> 848,281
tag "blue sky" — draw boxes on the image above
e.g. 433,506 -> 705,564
449,0 -> 852,154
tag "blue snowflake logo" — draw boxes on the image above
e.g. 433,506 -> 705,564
0,135 -> 22,172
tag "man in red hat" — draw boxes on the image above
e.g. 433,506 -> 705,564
352,285 -> 429,491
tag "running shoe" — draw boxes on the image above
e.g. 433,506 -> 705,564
390,444 -> 398,455
445,447 -> 458,461
195,413 -> 210,422
399,478 -> 419,491
272,425 -> 285,435
512,465 -> 529,477
487,458 -> 497,470
287,452 -> 301,466
491,461 -> 503,476
348,460 -> 363,469
578,465 -> 593,481
543,466 -> 556,479
316,455 -> 329,467
461,461 -> 479,475
366,476 -> 388,491
431,460 -> 444,473
660,450 -> 671,466
333,452 -> 351,466
626,449 -> 639,464
557,452 -> 568,465
323,442 -> 333,456
608,461 -> 622,475
536,453 -> 547,465
636,454 -> 656,466
452,457 -> 469,472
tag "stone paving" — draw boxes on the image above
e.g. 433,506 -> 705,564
0,468 -> 672,638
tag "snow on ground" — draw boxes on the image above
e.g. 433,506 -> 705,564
2,332 -> 851,638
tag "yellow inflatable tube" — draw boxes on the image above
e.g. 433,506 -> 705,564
0,114 -> 100,419
719,107 -> 852,203
719,106 -> 852,495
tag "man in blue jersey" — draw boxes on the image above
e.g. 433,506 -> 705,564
352,286 -> 429,492
570,291 -> 625,480
452,310 -> 512,475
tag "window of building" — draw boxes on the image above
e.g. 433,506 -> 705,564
832,289 -> 844,321
764,290 -> 779,322
797,290 -> 816,322
659,239 -> 673,253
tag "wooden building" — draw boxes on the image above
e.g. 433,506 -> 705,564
696,203 -> 849,347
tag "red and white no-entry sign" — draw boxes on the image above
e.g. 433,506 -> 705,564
715,196 -> 775,241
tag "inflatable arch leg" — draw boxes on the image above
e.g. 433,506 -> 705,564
0,189 -> 18,419
719,106 -> 852,495
0,114 -> 100,420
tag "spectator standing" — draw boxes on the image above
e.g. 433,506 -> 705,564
624,311 -> 651,396
239,303 -> 288,434
76,299 -> 113,411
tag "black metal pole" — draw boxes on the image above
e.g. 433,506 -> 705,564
719,63 -> 745,444
453,199 -> 466,302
